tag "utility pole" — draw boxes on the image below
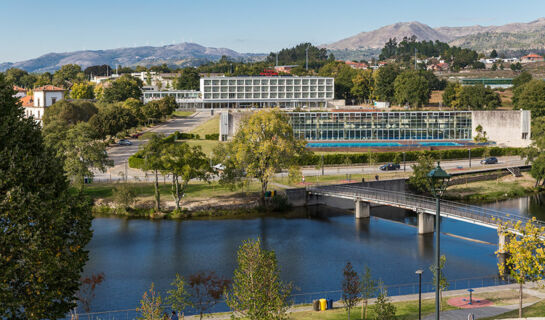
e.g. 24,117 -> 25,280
415,48 -> 418,70
305,46 -> 309,71
276,52 -> 278,67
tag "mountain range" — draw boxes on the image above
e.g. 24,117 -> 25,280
325,18 -> 545,57
0,43 -> 265,73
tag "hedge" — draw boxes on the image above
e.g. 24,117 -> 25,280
205,133 -> 219,140
297,147 -> 523,166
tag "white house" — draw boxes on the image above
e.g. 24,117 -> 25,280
21,85 -> 65,125
13,85 -> 27,98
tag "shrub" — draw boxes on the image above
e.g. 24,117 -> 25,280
205,133 -> 219,140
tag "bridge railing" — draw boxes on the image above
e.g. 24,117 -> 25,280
308,185 -> 542,229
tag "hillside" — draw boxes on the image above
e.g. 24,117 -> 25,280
0,42 -> 265,73
324,18 -> 545,55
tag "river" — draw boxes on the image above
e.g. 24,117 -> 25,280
81,194 -> 545,316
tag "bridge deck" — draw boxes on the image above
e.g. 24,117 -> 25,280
308,185 -> 544,230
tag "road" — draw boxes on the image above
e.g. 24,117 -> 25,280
95,111 -> 212,180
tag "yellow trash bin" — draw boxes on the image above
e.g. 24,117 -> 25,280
319,298 -> 327,311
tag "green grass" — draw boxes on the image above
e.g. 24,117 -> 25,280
479,300 -> 545,320
183,139 -> 222,155
444,174 -> 536,202
189,114 -> 219,136
172,110 -> 194,118
290,298 -> 457,320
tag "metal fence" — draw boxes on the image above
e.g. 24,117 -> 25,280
61,275 -> 515,320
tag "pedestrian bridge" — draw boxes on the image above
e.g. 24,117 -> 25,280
307,184 -> 544,247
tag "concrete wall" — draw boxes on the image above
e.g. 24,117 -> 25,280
472,110 -> 531,147
219,111 -> 247,141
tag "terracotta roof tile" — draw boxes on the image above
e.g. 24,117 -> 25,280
34,85 -> 65,92
13,85 -> 26,92
20,95 -> 34,107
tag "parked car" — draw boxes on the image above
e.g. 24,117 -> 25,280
118,139 -> 132,146
480,157 -> 498,165
131,132 -> 143,139
379,163 -> 401,171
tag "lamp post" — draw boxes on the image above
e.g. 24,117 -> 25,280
468,149 -> 471,168
427,162 -> 451,320
403,152 -> 406,172
415,269 -> 423,320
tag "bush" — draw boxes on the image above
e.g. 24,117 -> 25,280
205,133 -> 219,140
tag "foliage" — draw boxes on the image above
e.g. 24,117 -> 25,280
266,42 -> 330,69
288,165 -> 303,184
226,238 -> 292,320
4,67 -> 37,88
101,75 -> 143,103
166,273 -> 191,315
442,82 -> 460,107
341,262 -> 361,320
373,284 -> 396,320
319,61 -> 358,99
43,100 -> 98,126
372,64 -> 400,102
137,283 -> 163,320
88,103 -> 138,139
513,80 -> 545,118
139,134 -> 167,211
351,69 -> 374,102
447,84 -> 501,110
474,124 -> 488,143
495,217 -> 545,318
408,154 -> 435,193
70,82 -> 95,99
174,67 -> 200,90
53,64 -> 83,87
429,255 -> 449,311
113,184 -> 136,209
75,273 -> 105,314
0,74 -> 93,319
490,49 -> 498,58
84,64 -> 113,77
394,70 -> 431,108
218,109 -> 307,205
161,142 -> 210,211
188,272 -> 230,320
360,266 -> 378,320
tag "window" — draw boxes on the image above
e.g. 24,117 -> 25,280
51,97 -> 57,104
522,132 -> 528,139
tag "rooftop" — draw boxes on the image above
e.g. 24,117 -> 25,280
34,85 -> 65,92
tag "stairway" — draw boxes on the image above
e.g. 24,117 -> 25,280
507,167 -> 522,177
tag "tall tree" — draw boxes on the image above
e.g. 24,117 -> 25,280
319,61 -> 358,100
101,75 -> 143,103
226,238 -> 292,320
166,274 -> 190,318
496,217 -> 545,319
442,82 -> 460,107
372,64 -> 400,102
0,74 -> 93,319
394,70 -> 430,108
351,69 -> 374,102
70,82 -> 95,99
161,142 -> 210,211
174,67 -> 200,90
187,272 -> 230,320
43,100 -> 98,126
408,154 -> 435,193
429,255 -> 449,311
218,109 -> 306,205
490,49 -> 498,58
139,134 -> 167,212
514,80 -> 545,118
372,283 -> 396,320
53,64 -> 83,87
342,262 -> 361,320
360,266 -> 377,320
137,283 -> 163,320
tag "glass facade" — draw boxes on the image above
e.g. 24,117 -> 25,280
289,111 -> 472,141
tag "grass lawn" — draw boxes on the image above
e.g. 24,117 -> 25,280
480,300 -> 545,320
444,173 -> 536,202
190,114 -> 219,137
182,139 -> 222,155
172,110 -> 194,117
274,171 -> 410,187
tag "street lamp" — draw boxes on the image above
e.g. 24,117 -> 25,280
415,269 -> 423,320
427,162 -> 451,320
403,152 -> 406,172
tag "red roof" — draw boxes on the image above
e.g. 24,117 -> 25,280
13,85 -> 26,92
20,95 -> 34,107
34,85 -> 65,92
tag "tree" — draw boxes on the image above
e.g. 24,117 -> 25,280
474,124 -> 488,143
495,217 -> 545,319
70,82 -> 95,99
514,80 -> 545,118
166,274 -> 190,317
351,69 -> 374,102
139,134 -> 167,212
113,184 -> 136,210
0,74 -> 93,319
453,85 -> 501,110
408,154 -> 435,193
510,62 -> 522,71
288,165 -> 303,184
373,283 -> 396,320
188,272 -> 230,320
491,63 -> 498,71
174,67 -> 200,90
529,155 -> 545,187
342,262 -> 361,320
101,75 -> 143,103
429,255 -> 449,311
219,109 -> 306,205
394,71 -> 430,108
84,64 -> 113,77
53,64 -> 83,87
442,82 -> 460,107
490,49 -> 498,58
319,61 -> 358,99
226,238 -> 292,320
43,100 -> 98,126
60,122 -> 113,190
161,142 -> 210,211
360,266 -> 377,320
372,64 -> 400,102
88,104 -> 138,140
137,283 -> 163,320
75,273 -> 105,314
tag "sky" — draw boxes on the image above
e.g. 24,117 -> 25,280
2,0 -> 545,62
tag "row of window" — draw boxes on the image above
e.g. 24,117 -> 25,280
294,129 -> 472,140
203,85 -> 334,93
203,78 -> 333,86
203,92 -> 334,100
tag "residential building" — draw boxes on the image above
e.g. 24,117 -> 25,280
21,85 -> 65,125
460,78 -> 513,89
343,60 -> 368,70
521,54 -> 544,63
274,65 -> 299,74
13,85 -> 27,98
427,62 -> 449,71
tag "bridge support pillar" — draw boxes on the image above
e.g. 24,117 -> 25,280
498,232 -> 508,254
355,200 -> 370,219
418,211 -> 435,234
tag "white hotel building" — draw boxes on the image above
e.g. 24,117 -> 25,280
143,76 -> 335,109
